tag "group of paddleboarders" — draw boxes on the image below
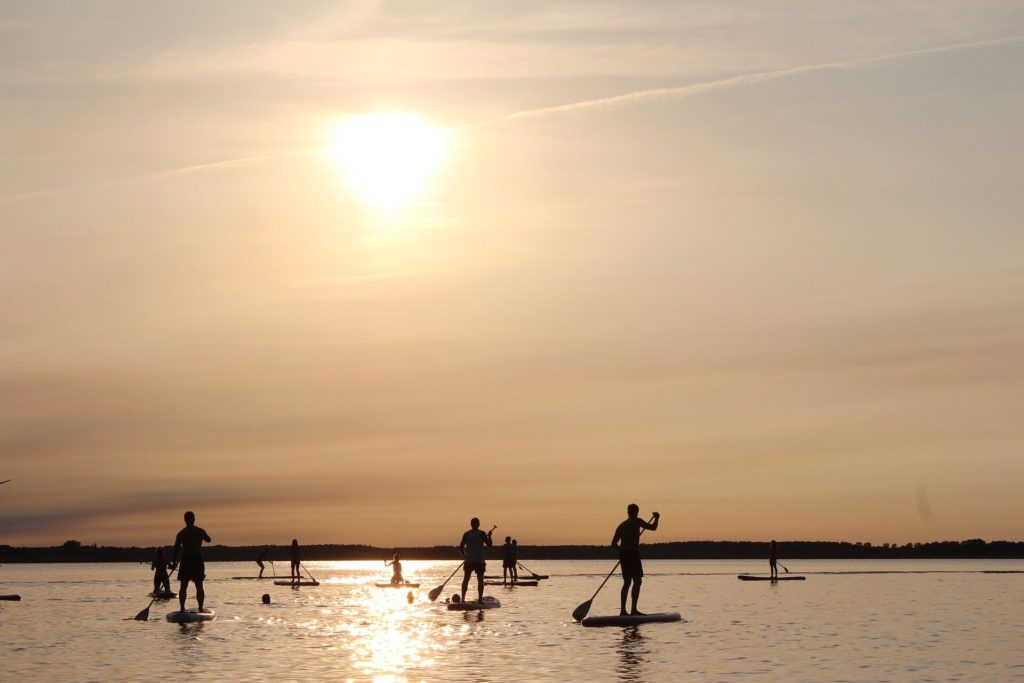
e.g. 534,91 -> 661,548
501,536 -> 520,583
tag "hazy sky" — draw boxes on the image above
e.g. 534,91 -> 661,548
2,1 -> 1023,547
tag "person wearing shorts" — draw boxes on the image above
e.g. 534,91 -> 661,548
612,504 -> 659,616
459,517 -> 494,603
171,511 -> 211,613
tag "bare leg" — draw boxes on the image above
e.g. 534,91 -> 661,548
195,579 -> 205,611
630,578 -> 643,615
460,572 -> 470,602
179,581 -> 188,612
619,578 -> 631,615
476,569 -> 484,602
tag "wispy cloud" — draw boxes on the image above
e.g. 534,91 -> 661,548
152,155 -> 271,178
497,34 -> 1024,122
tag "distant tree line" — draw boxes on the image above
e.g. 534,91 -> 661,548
1,538 -> 1021,563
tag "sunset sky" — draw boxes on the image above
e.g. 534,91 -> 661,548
2,2 -> 1023,548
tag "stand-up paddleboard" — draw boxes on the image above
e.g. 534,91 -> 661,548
231,576 -> 272,580
484,580 -> 538,586
447,596 -> 501,611
0,595 -> 21,601
484,574 -> 548,580
737,575 -> 806,581
274,580 -> 320,586
374,582 -> 420,588
148,590 -> 177,599
581,612 -> 681,627
166,609 -> 216,623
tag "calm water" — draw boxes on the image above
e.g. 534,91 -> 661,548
1,559 -> 1021,682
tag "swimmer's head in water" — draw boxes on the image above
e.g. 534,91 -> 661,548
184,511 -> 196,524
627,503 -> 639,517
470,517 -> 480,528
261,593 -> 270,604
451,593 -> 461,603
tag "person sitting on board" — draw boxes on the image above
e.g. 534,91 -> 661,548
151,547 -> 172,594
501,537 -> 516,584
256,547 -> 270,579
385,553 -> 404,584
611,504 -> 659,616
511,539 -> 520,581
289,539 -> 301,584
459,517 -> 494,603
171,510 -> 212,613
769,539 -> 778,579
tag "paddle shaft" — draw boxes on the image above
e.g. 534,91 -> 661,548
135,566 -> 176,620
516,560 -> 542,577
428,561 -> 465,602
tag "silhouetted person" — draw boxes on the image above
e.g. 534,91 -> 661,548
290,539 -> 301,584
511,539 -> 519,581
385,553 -> 404,584
611,504 -> 659,616
459,518 -> 494,603
501,537 -> 515,584
171,511 -> 211,612
257,547 -> 270,578
151,547 -> 172,594
769,540 -> 778,579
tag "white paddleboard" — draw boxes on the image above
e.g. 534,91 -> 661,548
166,609 -> 216,623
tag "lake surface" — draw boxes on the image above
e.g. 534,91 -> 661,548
2,559 -> 1021,682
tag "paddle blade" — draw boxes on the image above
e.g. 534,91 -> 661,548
571,599 -> 592,622
428,585 -> 445,602
134,606 -> 151,621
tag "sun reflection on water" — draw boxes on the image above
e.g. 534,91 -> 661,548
344,586 -> 439,680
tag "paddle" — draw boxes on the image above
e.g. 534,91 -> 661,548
134,567 -> 176,621
517,560 -> 543,578
428,562 -> 465,602
301,563 -> 317,583
779,562 -> 789,574
571,515 -> 656,622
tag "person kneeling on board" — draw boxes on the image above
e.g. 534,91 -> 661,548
171,510 -> 212,613
386,553 -> 405,584
151,547 -> 172,594
459,517 -> 494,603
611,504 -> 659,616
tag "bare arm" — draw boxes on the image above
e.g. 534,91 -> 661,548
639,512 -> 660,532
171,531 -> 182,566
459,533 -> 467,559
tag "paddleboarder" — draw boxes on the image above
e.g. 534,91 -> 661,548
511,539 -> 520,581
385,553 -> 405,584
151,547 -> 172,594
611,504 -> 659,616
256,547 -> 270,578
289,539 -> 301,585
171,510 -> 211,613
459,518 -> 494,603
501,537 -> 516,585
769,540 -> 778,579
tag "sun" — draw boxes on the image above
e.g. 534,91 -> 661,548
325,112 -> 452,211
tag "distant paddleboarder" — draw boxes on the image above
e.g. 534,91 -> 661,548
501,537 -> 516,584
611,504 -> 659,616
511,539 -> 519,580
385,553 -> 405,584
289,539 -> 301,584
459,518 -> 494,603
171,511 -> 211,613
256,547 -> 270,578
151,547 -> 172,594
769,540 -> 778,579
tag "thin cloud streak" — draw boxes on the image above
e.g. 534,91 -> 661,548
495,34 -> 1024,123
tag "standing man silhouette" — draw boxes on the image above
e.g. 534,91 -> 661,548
769,540 -> 778,579
459,518 -> 494,603
171,511 -> 211,613
611,504 -> 659,616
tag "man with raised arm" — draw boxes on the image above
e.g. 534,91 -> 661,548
459,517 -> 494,603
611,503 -> 659,616
171,510 -> 212,613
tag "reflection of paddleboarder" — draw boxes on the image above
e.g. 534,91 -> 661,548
611,504 -> 659,616
171,511 -> 211,613
256,547 -> 270,578
151,547 -> 172,594
459,518 -> 494,603
769,540 -> 778,579
385,553 -> 404,584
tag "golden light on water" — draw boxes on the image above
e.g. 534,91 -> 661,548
325,112 -> 452,211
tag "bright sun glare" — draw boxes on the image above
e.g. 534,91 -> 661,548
325,112 -> 452,211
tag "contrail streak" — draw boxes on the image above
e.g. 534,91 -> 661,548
496,34 -> 1024,123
